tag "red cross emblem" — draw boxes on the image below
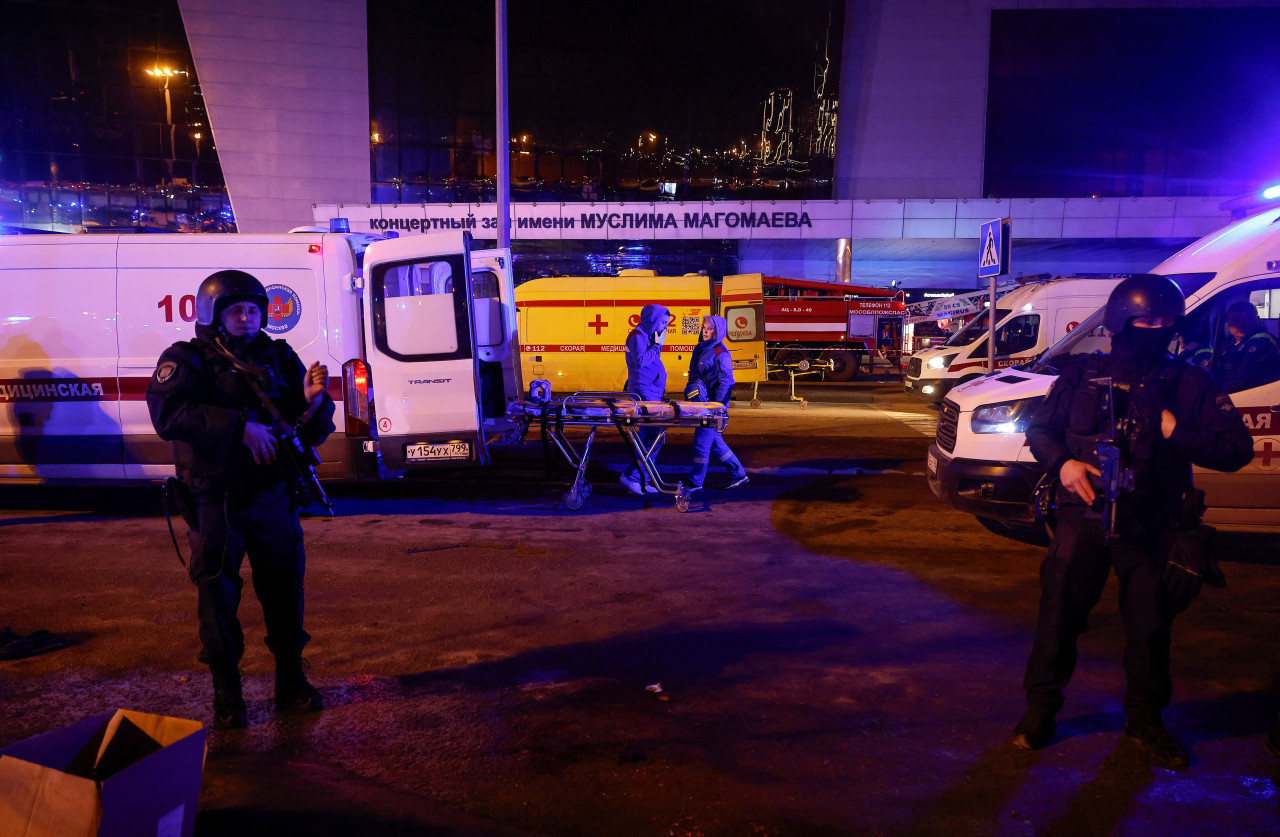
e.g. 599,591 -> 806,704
588,314 -> 609,334
268,295 -> 293,322
1256,439 -> 1279,469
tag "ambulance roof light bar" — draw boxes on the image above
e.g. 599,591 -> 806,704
1220,184 -> 1280,218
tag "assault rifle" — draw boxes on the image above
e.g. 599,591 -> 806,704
270,420 -> 334,516
214,339 -> 335,516
1092,376 -> 1134,539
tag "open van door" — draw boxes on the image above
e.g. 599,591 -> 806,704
719,273 -> 767,384
361,232 -> 490,469
469,248 -> 522,436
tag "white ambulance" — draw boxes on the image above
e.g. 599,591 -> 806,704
927,205 -> 1280,534
0,228 -> 521,483
902,277 -> 1124,403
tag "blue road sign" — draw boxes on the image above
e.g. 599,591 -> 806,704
978,218 -> 1009,278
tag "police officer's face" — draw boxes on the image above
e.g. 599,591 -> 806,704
221,301 -> 262,338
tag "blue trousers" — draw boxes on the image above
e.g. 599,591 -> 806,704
688,427 -> 746,488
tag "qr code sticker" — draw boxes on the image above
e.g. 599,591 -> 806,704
681,317 -> 700,335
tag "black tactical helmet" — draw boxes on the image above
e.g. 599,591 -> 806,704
195,270 -> 269,328
1103,273 -> 1185,334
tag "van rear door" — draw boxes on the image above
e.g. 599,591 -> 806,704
360,232 -> 490,469
469,248 -> 521,431
719,273 -> 767,384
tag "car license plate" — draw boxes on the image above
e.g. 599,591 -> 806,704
926,451 -> 937,476
405,441 -> 470,462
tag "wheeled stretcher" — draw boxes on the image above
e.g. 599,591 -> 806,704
506,392 -> 728,512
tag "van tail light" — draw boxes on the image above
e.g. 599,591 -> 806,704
342,358 -> 373,436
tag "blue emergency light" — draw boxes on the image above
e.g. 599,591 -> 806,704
329,217 -> 351,233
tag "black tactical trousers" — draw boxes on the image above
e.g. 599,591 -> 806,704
187,482 -> 310,668
1023,506 -> 1180,727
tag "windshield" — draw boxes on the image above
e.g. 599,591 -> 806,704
1028,270 -> 1210,374
945,308 -> 1009,347
1029,307 -> 1109,373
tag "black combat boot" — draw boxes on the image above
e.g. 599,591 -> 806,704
1124,720 -> 1190,769
210,663 -> 248,729
1265,720 -> 1280,760
274,655 -> 323,713
1011,709 -> 1056,751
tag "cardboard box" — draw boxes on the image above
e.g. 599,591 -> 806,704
0,709 -> 205,837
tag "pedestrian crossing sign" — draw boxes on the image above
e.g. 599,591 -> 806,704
978,218 -> 1010,278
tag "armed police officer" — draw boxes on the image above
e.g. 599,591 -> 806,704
147,270 -> 335,729
1012,274 -> 1253,768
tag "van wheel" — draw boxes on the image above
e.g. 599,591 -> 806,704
820,348 -> 860,382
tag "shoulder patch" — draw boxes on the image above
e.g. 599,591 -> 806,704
154,361 -> 178,384
1216,394 -> 1238,415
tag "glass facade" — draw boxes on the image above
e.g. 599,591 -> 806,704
367,0 -> 842,206
0,0 -> 233,232
985,8 -> 1280,199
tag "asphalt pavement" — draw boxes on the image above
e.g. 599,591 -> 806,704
2,384 -> 1278,836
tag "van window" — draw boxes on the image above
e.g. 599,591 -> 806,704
1165,272 -> 1217,298
968,313 -> 1040,357
946,308 -> 1010,347
471,269 -> 503,348
370,255 -> 472,361
995,314 -> 1040,354
1198,279 -> 1280,394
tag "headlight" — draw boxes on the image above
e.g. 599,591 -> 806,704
970,397 -> 1044,434
926,353 -> 958,370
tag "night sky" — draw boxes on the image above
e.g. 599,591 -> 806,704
371,0 -> 843,154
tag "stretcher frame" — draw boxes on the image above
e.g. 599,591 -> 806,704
506,392 -> 728,512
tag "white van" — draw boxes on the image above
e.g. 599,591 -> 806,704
927,205 -> 1280,533
902,277 -> 1123,403
0,230 -> 521,483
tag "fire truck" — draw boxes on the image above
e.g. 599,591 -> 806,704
760,277 -> 906,380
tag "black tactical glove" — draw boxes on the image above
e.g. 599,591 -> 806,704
1162,524 -> 1224,601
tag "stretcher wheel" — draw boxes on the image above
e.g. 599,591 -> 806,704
579,482 -> 593,498
675,495 -> 690,513
750,398 -> 762,409
564,490 -> 584,510
800,399 -> 808,410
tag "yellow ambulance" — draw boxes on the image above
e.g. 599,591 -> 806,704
515,271 -> 766,396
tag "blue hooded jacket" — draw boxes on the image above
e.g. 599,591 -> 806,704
687,315 -> 734,405
625,303 -> 670,399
